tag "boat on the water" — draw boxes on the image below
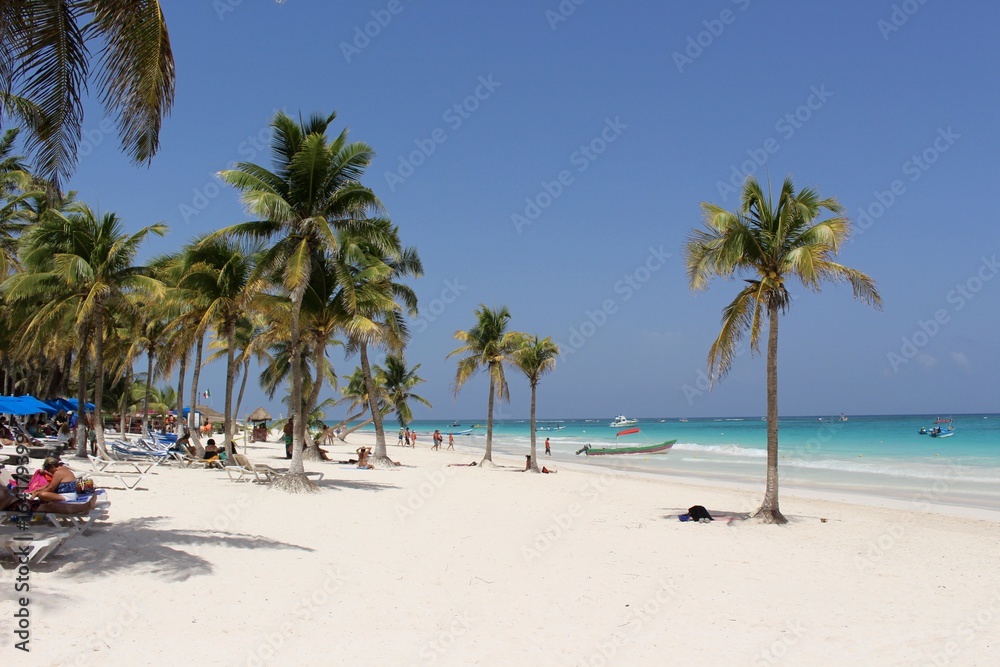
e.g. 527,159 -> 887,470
446,428 -> 473,436
576,440 -> 676,456
609,415 -> 638,427
920,419 -> 955,437
536,424 -> 565,431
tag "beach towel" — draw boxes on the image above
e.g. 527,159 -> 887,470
27,470 -> 51,493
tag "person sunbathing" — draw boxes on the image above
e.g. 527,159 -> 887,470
355,446 -> 374,469
202,439 -> 220,460
1,484 -> 98,514
30,457 -> 79,502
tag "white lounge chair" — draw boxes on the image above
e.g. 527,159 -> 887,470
0,528 -> 73,564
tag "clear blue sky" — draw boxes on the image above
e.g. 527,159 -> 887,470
59,0 -> 999,420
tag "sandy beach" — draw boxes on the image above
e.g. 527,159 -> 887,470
5,432 -> 999,666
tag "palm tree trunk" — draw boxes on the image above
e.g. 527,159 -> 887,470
528,381 -> 539,472
275,282 -> 314,491
189,332 -> 206,457
224,318 -> 236,457
483,369 -> 495,465
342,416 -> 375,437
302,339 -> 327,462
119,367 -> 130,435
93,307 -> 108,458
234,357 -> 250,427
141,345 -> 154,437
73,331 -> 89,458
361,343 -> 390,463
333,409 -> 367,439
176,348 -> 188,434
754,305 -> 786,524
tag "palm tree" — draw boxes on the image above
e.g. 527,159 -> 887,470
512,335 -> 559,472
215,109 -> 383,491
331,366 -> 389,438
6,201 -> 166,455
449,305 -> 523,466
0,128 -> 41,277
685,176 -> 881,523
182,236 -> 262,456
334,222 -> 421,463
377,353 -> 432,428
0,1 -> 176,186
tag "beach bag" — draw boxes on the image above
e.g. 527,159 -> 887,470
76,476 -> 95,494
26,470 -> 51,493
688,505 -> 713,521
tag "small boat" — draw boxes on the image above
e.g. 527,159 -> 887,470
576,440 -> 676,456
450,421 -> 461,427
679,418 -> 689,423
536,424 -> 565,431
839,413 -> 848,422
446,428 -> 473,436
929,424 -> 955,438
609,415 -> 638,427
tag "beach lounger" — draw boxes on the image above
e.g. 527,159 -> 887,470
110,440 -> 170,466
79,458 -> 148,490
87,454 -> 154,475
227,455 -> 324,484
226,454 -> 275,483
1,508 -> 107,536
0,528 -> 73,564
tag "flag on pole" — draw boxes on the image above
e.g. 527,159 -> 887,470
202,389 -> 210,399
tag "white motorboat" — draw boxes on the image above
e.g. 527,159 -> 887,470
609,415 -> 638,428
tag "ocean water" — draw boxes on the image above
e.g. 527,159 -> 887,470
376,415 -> 1000,512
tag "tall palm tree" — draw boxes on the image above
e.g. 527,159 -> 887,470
512,335 -> 559,472
332,365 -> 389,438
0,128 -> 41,277
449,305 -> 522,466
377,353 -> 432,428
215,109 -> 383,490
182,235 -> 262,456
334,222 -> 421,463
0,1 -> 175,186
685,176 -> 881,523
6,201 -> 166,455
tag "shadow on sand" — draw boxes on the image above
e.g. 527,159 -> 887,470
34,515 -> 313,581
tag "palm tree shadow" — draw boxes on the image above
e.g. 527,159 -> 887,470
43,516 -> 313,581
313,478 -> 399,492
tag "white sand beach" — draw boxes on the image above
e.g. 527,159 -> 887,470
5,433 -> 999,666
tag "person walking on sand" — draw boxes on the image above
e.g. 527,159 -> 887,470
447,433 -> 455,450
545,437 -> 551,456
431,429 -> 442,450
404,427 -> 411,447
398,427 -> 404,446
411,431 -> 417,447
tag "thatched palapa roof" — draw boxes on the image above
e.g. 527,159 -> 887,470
196,404 -> 224,422
247,407 -> 271,422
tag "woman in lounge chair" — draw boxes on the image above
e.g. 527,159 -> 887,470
203,439 -> 220,461
29,457 -> 79,502
2,484 -> 97,514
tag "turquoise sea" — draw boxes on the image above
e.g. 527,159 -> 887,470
371,414 -> 1000,512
